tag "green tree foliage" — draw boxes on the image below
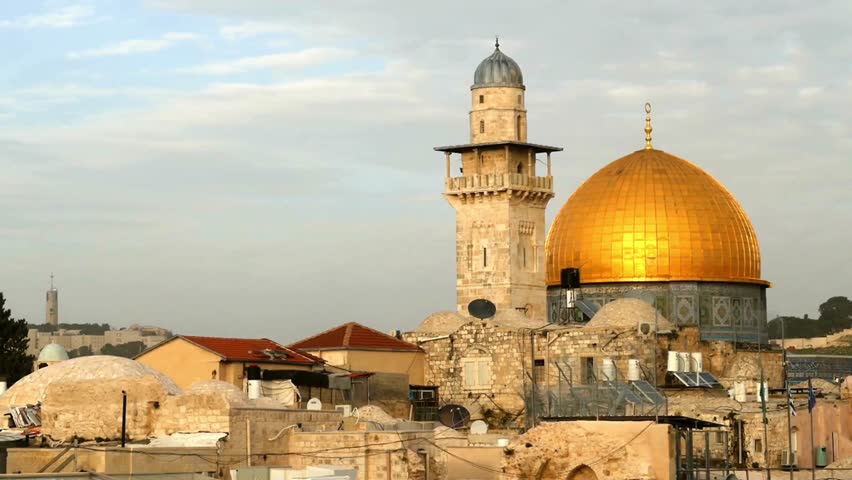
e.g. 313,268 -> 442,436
819,296 -> 852,333
67,345 -> 93,359
0,293 -> 35,385
101,341 -> 146,358
29,323 -> 112,335
768,296 -> 852,339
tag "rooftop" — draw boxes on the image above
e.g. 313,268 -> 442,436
178,335 -> 321,365
289,322 -> 422,352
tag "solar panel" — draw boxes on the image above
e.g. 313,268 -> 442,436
632,380 -> 665,405
698,372 -> 720,387
672,371 -> 721,388
576,300 -> 600,319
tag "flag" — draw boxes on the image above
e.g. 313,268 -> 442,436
788,389 -> 797,416
808,377 -> 817,413
760,369 -> 768,424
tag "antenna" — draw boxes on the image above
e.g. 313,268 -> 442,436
467,299 -> 496,320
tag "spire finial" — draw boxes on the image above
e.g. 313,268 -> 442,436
644,102 -> 653,150
50,272 -> 54,289
495,36 -> 500,49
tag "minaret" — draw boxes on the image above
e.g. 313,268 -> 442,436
46,273 -> 59,326
435,40 -> 562,321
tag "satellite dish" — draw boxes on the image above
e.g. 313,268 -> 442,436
468,299 -> 496,320
470,420 -> 488,434
438,404 -> 470,429
306,397 -> 322,411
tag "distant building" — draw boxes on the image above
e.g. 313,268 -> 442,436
46,274 -> 58,326
26,324 -> 171,357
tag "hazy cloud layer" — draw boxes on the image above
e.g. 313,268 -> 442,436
0,0 -> 850,341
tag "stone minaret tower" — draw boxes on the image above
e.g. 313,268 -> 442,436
46,273 -> 59,326
435,40 -> 561,321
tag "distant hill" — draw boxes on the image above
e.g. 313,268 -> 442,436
769,296 -> 852,339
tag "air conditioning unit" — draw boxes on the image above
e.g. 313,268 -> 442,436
780,450 -> 797,467
335,404 -> 352,417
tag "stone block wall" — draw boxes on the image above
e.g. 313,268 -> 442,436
469,86 -> 526,143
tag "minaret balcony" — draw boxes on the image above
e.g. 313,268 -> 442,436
445,173 -> 553,196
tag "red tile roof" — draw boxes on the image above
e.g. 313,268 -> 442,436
289,322 -> 421,352
180,335 -> 320,365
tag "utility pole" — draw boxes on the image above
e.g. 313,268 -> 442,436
759,340 -> 771,480
783,318 -> 794,480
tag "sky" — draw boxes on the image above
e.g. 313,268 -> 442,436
0,0 -> 850,341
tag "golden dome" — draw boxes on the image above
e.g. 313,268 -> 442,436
546,148 -> 768,286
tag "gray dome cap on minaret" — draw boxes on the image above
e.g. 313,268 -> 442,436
472,39 -> 524,89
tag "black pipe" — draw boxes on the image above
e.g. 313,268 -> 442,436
121,390 -> 127,448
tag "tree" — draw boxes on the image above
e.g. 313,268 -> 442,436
819,296 -> 852,333
68,345 -> 93,359
101,341 -> 146,358
0,293 -> 35,385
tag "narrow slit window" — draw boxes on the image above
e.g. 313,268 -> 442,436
516,115 -> 521,140
479,95 -> 484,104
466,244 -> 473,270
523,247 -> 527,267
483,247 -> 487,267
479,120 -> 485,134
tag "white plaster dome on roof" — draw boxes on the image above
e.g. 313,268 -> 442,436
492,309 -> 547,329
1,355 -> 180,407
37,343 -> 69,363
584,298 -> 674,332
416,311 -> 468,334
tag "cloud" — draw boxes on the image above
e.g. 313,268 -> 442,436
606,80 -> 711,100
66,32 -> 200,59
0,5 -> 95,29
180,48 -> 354,75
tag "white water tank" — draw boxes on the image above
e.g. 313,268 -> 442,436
601,358 -> 616,381
734,381 -> 747,402
691,352 -> 704,372
0,381 -> 6,396
628,359 -> 641,381
247,379 -> 262,400
678,352 -> 692,373
667,351 -> 679,372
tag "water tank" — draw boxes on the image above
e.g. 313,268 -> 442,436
679,352 -> 692,373
0,381 -> 6,396
667,351 -> 679,372
734,382 -> 747,402
627,359 -> 641,381
816,446 -> 828,467
691,352 -> 703,372
247,379 -> 262,400
601,358 -> 616,381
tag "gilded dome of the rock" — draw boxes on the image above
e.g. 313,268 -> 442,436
545,148 -> 767,286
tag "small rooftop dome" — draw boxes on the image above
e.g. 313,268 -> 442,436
473,40 -> 524,89
37,343 -> 69,363
492,309 -> 547,329
585,298 -> 674,332
416,311 -> 468,334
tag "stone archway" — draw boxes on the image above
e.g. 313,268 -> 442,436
566,465 -> 598,480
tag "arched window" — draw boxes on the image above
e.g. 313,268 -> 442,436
516,162 -> 523,174
479,120 -> 485,134
516,115 -> 521,140
462,348 -> 492,390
